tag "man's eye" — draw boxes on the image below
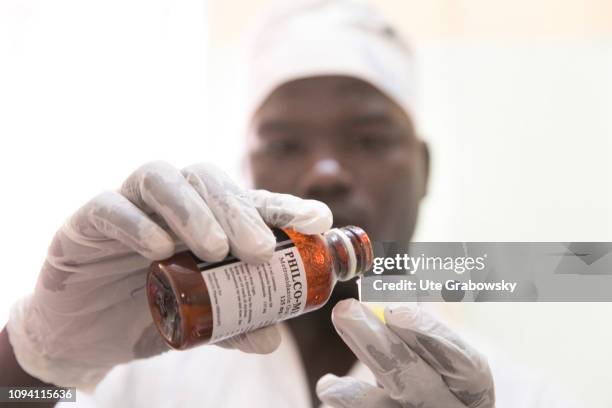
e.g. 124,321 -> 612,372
352,133 -> 393,151
262,138 -> 304,155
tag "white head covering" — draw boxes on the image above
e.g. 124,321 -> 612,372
244,0 -> 418,122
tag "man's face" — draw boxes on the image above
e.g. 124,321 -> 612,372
247,75 -> 428,243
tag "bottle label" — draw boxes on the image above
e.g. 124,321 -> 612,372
197,230 -> 308,343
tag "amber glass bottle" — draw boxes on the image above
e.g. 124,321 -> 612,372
147,226 -> 373,350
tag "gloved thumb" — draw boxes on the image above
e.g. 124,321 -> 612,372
384,305 -> 495,407
216,324 -> 281,354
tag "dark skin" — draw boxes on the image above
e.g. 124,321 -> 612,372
248,75 -> 429,406
0,326 -> 58,408
0,75 -> 429,408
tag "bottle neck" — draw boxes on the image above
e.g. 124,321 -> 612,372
324,226 -> 373,281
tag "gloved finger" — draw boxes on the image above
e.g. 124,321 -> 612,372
332,299 -> 465,407
120,161 -> 229,262
71,190 -> 175,260
215,324 -> 281,354
182,163 -> 276,264
249,189 -> 333,234
384,306 -> 495,407
316,374 -> 402,408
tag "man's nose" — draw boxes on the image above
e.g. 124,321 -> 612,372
298,158 -> 353,201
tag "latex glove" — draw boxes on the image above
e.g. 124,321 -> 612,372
317,299 -> 495,408
7,161 -> 332,390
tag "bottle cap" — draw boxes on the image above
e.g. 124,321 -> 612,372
324,226 -> 373,281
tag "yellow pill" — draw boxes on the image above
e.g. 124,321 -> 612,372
361,302 -> 387,322
361,301 -> 418,323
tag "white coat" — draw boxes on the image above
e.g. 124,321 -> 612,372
58,324 -> 575,407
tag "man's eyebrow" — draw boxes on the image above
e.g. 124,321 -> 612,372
344,113 -> 397,127
256,119 -> 302,135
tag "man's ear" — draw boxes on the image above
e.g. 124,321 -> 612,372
418,138 -> 430,199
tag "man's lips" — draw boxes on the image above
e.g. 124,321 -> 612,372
304,194 -> 371,229
327,206 -> 370,229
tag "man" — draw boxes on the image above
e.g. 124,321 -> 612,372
0,1 -> 568,407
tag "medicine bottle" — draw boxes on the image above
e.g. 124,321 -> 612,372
147,226 -> 373,349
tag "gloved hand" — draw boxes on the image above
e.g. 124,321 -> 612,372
6,161 -> 332,391
317,299 -> 495,408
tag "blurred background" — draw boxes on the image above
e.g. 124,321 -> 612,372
1,0 -> 611,405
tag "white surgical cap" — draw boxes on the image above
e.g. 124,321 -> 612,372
244,0 -> 418,122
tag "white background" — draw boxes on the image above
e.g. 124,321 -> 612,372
1,0 -> 611,405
